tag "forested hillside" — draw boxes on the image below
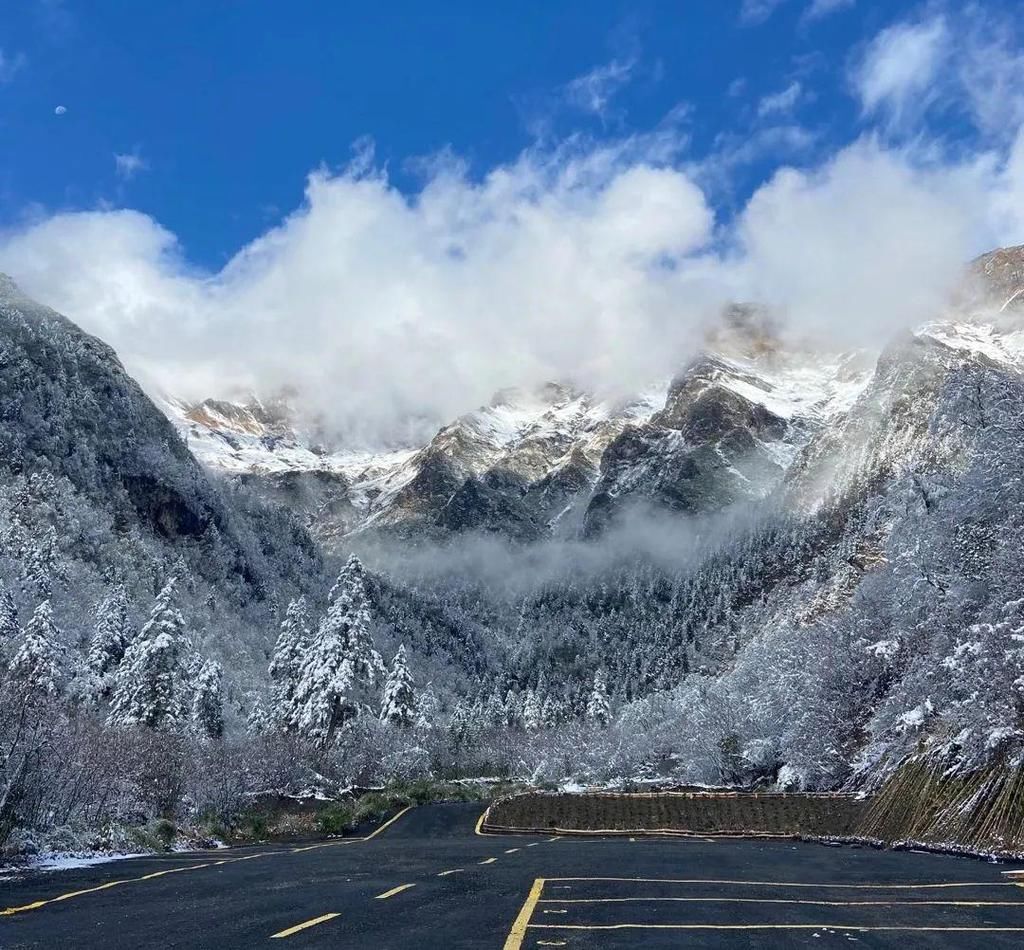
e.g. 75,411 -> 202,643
2,249 -> 1024,857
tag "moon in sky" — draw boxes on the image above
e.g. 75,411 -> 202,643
54,105 -> 67,115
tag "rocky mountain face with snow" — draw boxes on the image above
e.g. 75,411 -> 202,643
164,247 -> 1024,560
165,313 -> 881,549
3,244 -> 1024,796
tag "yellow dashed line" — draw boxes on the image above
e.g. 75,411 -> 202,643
375,883 -> 416,900
438,868 -> 464,877
270,912 -> 340,938
1,807 -> 415,918
503,878 -> 546,950
0,860 -> 240,917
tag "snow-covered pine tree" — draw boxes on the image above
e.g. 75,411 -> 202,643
522,688 -> 543,731
380,644 -> 416,728
291,556 -> 383,748
586,669 -> 611,727
108,580 -> 192,732
86,586 -> 130,689
192,659 -> 224,740
246,697 -> 272,735
0,578 -> 18,650
268,596 -> 310,730
21,525 -> 61,598
8,599 -> 66,696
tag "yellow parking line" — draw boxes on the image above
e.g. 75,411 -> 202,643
479,857 -> 498,865
528,924 -> 1024,933
537,897 -> 1024,907
438,868 -> 464,877
270,912 -> 340,938
375,883 -> 416,900
503,878 -> 546,950
544,877 -> 1015,889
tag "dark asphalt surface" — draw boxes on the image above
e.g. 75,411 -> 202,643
2,802 -> 1023,949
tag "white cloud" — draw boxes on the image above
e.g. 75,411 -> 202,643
4,12 -> 1024,447
805,0 -> 854,20
757,81 -> 804,118
565,59 -> 634,121
114,151 -> 148,181
735,139 -> 988,343
0,139 -> 723,443
740,0 -> 787,25
853,16 -> 949,129
1,127 -> 1013,446
0,48 -> 26,83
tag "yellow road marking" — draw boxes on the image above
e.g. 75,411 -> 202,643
363,805 -> 414,841
438,868 -> 464,877
537,897 -> 1024,907
0,859 -> 250,917
528,924 -> 1024,933
1,806 -> 416,918
375,883 -> 416,900
544,877 -> 1016,889
503,878 -> 545,950
479,857 -> 498,865
505,848 -> 520,854
474,807 -> 490,835
270,912 -> 340,938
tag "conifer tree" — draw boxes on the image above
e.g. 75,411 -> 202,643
0,579 -> 18,652
291,556 -> 383,748
87,586 -> 131,691
522,688 -> 543,731
108,580 -> 192,732
246,697 -> 272,735
192,659 -> 224,739
380,644 -> 416,728
268,596 -> 310,730
8,599 -> 65,696
586,668 -> 611,727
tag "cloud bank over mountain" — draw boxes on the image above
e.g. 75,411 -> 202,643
1,7 -> 1023,445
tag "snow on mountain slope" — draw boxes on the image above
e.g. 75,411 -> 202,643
163,328 -> 874,543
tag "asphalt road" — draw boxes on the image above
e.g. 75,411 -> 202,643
2,802 -> 1023,949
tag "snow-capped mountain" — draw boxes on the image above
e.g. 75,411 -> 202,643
164,314 -> 880,546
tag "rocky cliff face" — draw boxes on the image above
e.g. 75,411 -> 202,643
0,274 -> 321,605
158,247 -> 1024,554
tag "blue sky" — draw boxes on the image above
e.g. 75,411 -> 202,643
1,2 -> 1023,440
0,0 -> 958,267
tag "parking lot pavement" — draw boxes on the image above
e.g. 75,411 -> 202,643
504,874 -> 1024,949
